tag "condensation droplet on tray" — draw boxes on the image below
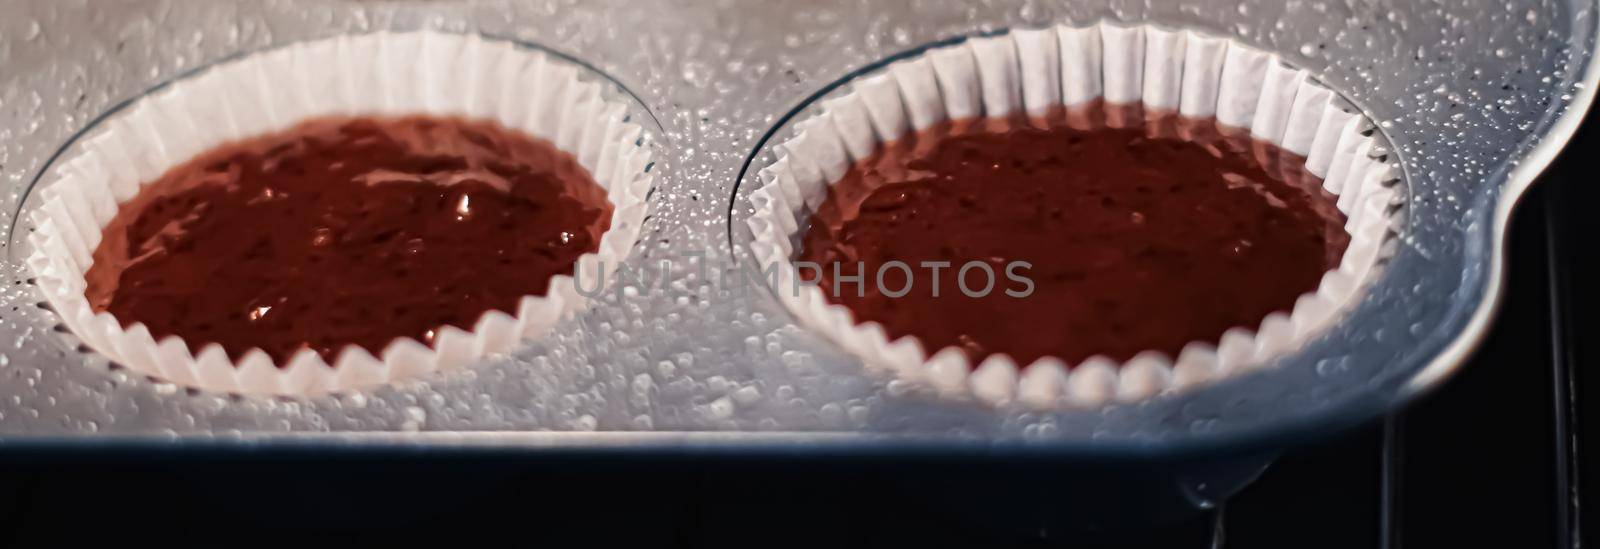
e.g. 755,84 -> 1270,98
1409,322 -> 1427,337
401,406 -> 426,431
731,385 -> 761,405
1315,357 -> 1351,377
847,405 -> 870,425
706,375 -> 729,394
703,397 -> 734,420
681,60 -> 713,89
780,350 -> 808,368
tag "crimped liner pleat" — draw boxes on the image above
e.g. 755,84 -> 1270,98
27,31 -> 653,396
747,23 -> 1400,408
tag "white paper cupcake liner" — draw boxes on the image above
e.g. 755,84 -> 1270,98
25,31 -> 653,396
746,23 -> 1402,409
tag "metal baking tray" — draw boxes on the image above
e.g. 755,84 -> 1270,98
1,0 -> 1595,461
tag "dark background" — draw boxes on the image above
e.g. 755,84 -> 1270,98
0,118 -> 1593,548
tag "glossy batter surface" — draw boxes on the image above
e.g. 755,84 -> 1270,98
798,116 -> 1348,365
85,115 -> 612,363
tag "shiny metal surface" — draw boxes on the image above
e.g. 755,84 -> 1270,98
0,0 -> 1593,455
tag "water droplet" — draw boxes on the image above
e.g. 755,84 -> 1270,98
681,60 -> 712,89
731,385 -> 761,405
401,406 -> 427,431
1315,357 -> 1350,377
703,397 -> 734,420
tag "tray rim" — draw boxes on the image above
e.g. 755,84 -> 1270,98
1,2 -> 1595,457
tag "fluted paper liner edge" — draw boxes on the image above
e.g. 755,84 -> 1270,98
747,23 -> 1400,409
26,31 -> 653,396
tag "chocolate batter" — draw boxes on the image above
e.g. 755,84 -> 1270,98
797,115 -> 1349,366
84,115 -> 613,363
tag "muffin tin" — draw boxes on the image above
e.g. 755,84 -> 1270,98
0,0 -> 1595,456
